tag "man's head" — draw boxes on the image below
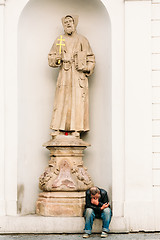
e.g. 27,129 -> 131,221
90,186 -> 101,200
62,15 -> 78,35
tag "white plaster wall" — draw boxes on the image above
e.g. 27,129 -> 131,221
151,0 -> 160,230
125,0 -> 154,231
17,0 -> 111,215
0,1 -> 5,216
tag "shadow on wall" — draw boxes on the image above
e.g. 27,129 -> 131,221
18,0 -> 111,215
17,184 -> 24,214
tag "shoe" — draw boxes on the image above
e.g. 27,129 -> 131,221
101,231 -> 108,238
83,233 -> 90,238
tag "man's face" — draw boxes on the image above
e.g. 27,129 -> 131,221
91,193 -> 101,200
63,16 -> 75,35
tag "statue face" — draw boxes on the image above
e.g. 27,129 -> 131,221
63,16 -> 75,35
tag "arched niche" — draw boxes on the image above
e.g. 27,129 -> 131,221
17,0 -> 111,214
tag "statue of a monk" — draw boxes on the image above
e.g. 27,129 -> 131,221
48,15 -> 95,132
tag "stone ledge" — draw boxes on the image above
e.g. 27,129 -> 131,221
0,215 -> 128,233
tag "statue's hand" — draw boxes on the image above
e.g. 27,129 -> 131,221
75,64 -> 90,75
83,67 -> 90,75
55,57 -> 62,66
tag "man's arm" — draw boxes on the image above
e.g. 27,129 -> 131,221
99,190 -> 110,210
100,203 -> 110,210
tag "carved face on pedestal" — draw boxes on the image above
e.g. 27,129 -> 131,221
63,16 -> 75,35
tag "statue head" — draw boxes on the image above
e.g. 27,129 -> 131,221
62,15 -> 78,35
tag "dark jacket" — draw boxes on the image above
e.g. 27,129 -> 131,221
84,188 -> 111,218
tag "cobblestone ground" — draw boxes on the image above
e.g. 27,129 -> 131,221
0,233 -> 160,240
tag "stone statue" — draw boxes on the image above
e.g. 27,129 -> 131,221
48,15 -> 95,132
36,15 -> 95,217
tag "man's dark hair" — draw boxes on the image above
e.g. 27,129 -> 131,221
90,186 -> 100,195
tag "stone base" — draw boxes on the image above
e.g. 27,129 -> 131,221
39,134 -> 93,192
36,191 -> 85,217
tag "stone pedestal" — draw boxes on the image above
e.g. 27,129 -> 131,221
36,132 -> 93,216
36,191 -> 85,216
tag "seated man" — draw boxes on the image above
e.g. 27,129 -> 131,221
83,186 -> 112,238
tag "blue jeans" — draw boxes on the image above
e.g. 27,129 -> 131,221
84,208 -> 112,234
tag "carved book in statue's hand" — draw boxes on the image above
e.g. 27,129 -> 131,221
75,51 -> 87,71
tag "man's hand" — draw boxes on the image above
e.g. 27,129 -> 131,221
100,203 -> 109,210
91,198 -> 99,206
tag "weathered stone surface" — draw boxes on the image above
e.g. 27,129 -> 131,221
43,132 -> 90,147
39,134 -> 93,192
36,191 -> 85,216
48,15 -> 95,132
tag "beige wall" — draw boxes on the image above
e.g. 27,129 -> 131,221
17,0 -> 112,214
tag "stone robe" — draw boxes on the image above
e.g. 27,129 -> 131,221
48,32 -> 95,132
